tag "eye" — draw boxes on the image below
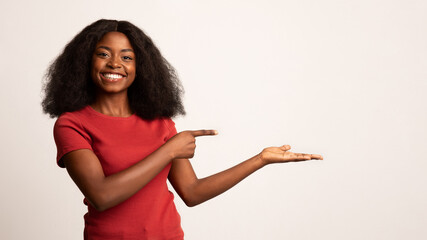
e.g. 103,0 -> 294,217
123,56 -> 133,61
96,52 -> 109,58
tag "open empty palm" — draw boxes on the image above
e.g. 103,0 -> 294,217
260,145 -> 323,164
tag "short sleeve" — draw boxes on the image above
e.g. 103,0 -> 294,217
162,118 -> 178,141
53,114 -> 93,168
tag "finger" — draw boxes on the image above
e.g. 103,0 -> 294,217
190,129 -> 218,137
292,153 -> 311,160
293,153 -> 322,160
280,145 -> 291,151
309,154 -> 323,160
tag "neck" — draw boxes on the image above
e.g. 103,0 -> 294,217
91,92 -> 133,117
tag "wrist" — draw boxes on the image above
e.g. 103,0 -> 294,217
254,153 -> 268,168
159,142 -> 176,161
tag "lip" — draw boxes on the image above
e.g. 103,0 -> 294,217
100,72 -> 126,82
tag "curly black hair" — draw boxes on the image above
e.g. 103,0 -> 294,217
42,19 -> 185,119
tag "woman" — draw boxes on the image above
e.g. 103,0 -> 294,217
42,19 -> 322,240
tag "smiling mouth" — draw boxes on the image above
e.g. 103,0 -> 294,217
101,73 -> 125,82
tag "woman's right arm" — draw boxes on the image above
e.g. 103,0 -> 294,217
63,130 -> 217,212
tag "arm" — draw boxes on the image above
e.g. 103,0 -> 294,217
63,130 -> 217,212
168,145 -> 322,207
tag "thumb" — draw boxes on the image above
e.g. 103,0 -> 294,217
280,145 -> 291,151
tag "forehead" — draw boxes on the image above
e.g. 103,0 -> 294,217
96,31 -> 134,50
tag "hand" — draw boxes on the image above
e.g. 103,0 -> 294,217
166,130 -> 218,159
259,145 -> 323,165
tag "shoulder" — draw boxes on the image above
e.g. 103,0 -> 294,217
55,112 -> 80,127
53,107 -> 94,168
161,118 -> 175,131
159,118 -> 177,140
53,106 -> 94,142
54,106 -> 91,128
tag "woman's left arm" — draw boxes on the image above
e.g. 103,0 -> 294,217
168,145 -> 322,207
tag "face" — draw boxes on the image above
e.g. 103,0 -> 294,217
91,31 -> 136,95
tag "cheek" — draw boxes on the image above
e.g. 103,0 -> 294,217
91,60 -> 104,80
91,68 -> 99,82
128,73 -> 136,85
129,63 -> 136,74
127,64 -> 136,78
91,60 -> 98,78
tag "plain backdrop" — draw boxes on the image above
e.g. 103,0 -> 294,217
1,0 -> 426,239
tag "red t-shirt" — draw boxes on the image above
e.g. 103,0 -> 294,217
53,105 -> 184,240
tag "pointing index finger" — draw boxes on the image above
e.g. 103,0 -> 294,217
190,129 -> 218,137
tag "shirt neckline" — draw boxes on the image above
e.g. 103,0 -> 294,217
85,105 -> 137,120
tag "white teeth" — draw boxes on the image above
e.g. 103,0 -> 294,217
103,73 -> 123,79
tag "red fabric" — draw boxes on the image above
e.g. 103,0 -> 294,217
53,106 -> 184,240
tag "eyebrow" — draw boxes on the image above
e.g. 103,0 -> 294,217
97,46 -> 134,53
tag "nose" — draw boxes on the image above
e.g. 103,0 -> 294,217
107,56 -> 121,69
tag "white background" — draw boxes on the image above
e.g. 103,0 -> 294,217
1,0 -> 426,239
